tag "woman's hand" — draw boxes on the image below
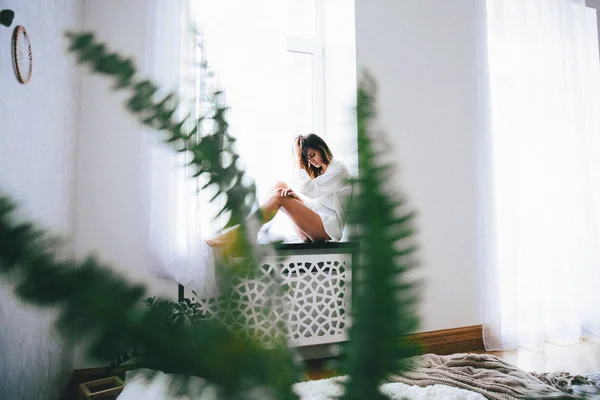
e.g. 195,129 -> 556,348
294,136 -> 304,168
280,188 -> 302,202
294,136 -> 304,156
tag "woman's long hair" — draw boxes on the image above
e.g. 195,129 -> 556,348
297,133 -> 334,179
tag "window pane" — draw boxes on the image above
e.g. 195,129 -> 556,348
287,51 -> 314,135
288,0 -> 317,38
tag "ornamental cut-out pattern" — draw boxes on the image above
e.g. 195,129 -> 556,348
191,254 -> 352,346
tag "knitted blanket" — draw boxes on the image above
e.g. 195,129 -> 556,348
390,353 -> 598,400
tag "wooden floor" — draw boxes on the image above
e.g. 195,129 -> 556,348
484,338 -> 600,375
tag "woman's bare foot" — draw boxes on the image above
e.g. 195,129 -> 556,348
205,226 -> 240,248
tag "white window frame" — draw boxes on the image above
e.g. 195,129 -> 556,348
286,0 -> 326,139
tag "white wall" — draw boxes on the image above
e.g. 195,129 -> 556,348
0,0 -> 84,398
354,0 -> 483,332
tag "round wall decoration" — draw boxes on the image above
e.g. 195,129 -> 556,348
12,25 -> 32,84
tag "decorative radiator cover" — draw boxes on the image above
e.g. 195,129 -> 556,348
181,246 -> 355,347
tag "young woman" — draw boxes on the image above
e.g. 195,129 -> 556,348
207,133 -> 353,246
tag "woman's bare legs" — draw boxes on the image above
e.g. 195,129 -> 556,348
294,227 -> 311,243
262,182 -> 311,242
206,181 -> 329,246
282,200 -> 329,241
259,186 -> 330,242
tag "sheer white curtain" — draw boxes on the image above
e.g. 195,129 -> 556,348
483,0 -> 600,350
142,0 -> 219,298
191,0 -> 289,201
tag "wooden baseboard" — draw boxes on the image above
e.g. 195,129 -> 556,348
403,324 -> 484,355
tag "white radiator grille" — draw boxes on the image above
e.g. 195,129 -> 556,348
191,253 -> 352,347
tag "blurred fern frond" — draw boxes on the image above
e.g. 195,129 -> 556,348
0,30 -> 301,400
0,195 -> 298,399
341,71 -> 421,400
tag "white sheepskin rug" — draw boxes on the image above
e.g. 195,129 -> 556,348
293,376 -> 486,400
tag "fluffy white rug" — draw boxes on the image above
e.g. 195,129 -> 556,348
117,370 -> 486,400
293,376 -> 486,400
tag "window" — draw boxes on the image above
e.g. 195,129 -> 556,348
191,0 -> 357,232
286,0 -> 325,137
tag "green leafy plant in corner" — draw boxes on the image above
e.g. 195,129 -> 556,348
108,297 -> 200,370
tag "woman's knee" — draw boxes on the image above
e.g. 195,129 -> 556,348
271,180 -> 288,191
266,188 -> 283,205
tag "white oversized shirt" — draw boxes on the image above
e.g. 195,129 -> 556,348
296,157 -> 353,241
